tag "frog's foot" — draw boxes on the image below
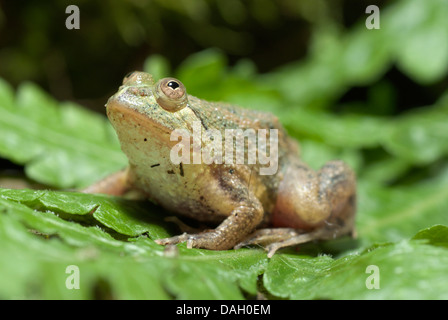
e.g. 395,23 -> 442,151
264,232 -> 324,258
235,228 -> 315,258
235,228 -> 301,249
235,227 -> 351,258
155,230 -> 233,250
155,232 -> 191,247
156,203 -> 264,250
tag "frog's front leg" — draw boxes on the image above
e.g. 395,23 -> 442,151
155,198 -> 264,250
82,169 -> 130,196
238,159 -> 356,256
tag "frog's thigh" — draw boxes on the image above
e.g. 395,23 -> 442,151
273,160 -> 356,234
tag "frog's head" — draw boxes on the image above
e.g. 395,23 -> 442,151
106,71 -> 200,167
105,71 -> 198,134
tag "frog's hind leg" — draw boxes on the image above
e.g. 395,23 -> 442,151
235,228 -> 326,258
273,159 -> 356,232
235,228 -> 301,249
238,159 -> 357,257
155,197 -> 265,251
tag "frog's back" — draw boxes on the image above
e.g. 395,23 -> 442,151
188,95 -> 298,160
187,95 -> 298,217
188,96 -> 285,132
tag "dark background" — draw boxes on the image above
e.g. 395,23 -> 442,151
2,0 -> 439,114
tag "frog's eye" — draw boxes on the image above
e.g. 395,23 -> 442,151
155,78 -> 188,112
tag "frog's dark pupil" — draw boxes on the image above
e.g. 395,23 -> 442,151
167,81 -> 180,90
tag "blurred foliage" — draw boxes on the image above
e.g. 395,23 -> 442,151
1,0 -> 395,108
1,0 -> 448,299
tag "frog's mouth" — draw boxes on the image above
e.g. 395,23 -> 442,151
106,98 -> 173,138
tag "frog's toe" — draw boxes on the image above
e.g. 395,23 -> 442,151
157,230 -> 238,250
234,228 -> 301,250
234,239 -> 285,258
154,233 -> 190,246
265,232 -> 327,257
235,228 -> 327,257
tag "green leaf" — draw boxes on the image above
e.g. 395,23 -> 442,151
175,48 -> 227,99
0,188 -> 171,240
382,102 -> 448,164
143,54 -> 171,81
357,169 -> 448,245
0,79 -> 127,189
3,185 -> 448,299
264,239 -> 448,299
388,0 -> 448,83
279,108 -> 388,149
412,225 -> 448,248
0,188 -> 267,299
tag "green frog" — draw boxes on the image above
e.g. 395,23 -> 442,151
84,71 -> 356,257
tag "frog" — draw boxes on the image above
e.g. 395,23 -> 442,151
84,71 -> 357,257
